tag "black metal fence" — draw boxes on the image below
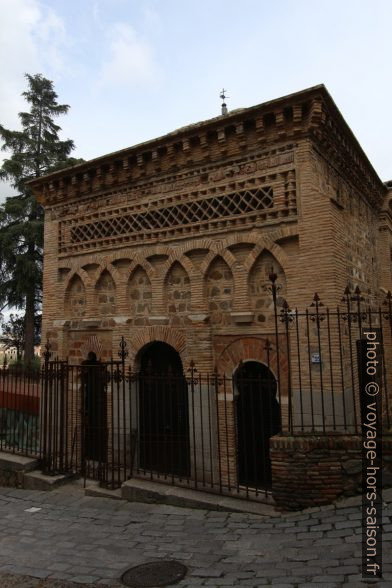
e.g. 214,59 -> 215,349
38,357 -> 282,498
0,282 -> 391,500
269,283 -> 392,436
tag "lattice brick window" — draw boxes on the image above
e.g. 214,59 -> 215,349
69,186 -> 273,246
128,268 -> 152,324
249,252 -> 286,324
165,262 -> 191,326
95,270 -> 116,316
66,275 -> 86,318
206,257 -> 233,326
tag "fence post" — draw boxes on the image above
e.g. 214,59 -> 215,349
41,338 -> 52,473
342,286 -> 359,433
188,360 -> 198,489
268,270 -> 283,430
118,336 -> 129,483
280,301 -> 295,433
310,293 -> 326,433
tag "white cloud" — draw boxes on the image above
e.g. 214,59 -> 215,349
92,1 -> 104,29
97,23 -> 158,89
0,0 -> 67,129
0,0 -> 68,202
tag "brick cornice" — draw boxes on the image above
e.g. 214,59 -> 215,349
27,84 -> 386,209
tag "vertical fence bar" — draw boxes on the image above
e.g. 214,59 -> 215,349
199,372 -> 205,487
265,338 -> 274,497
311,294 -> 326,434
118,338 -> 128,485
12,367 -> 17,454
207,374 -> 214,489
189,361 -> 198,490
110,360 -> 115,489
252,369 -> 259,498
222,374 -> 231,492
21,366 -> 26,454
128,365 -> 133,479
344,288 -> 359,433
326,308 -> 337,431
305,308 -> 315,432
214,368 -> 223,495
53,362 -> 59,472
238,367 -> 248,498
26,368 -> 31,454
294,311 -> 304,433
282,301 -> 294,432
169,368 -> 175,485
337,307 -> 348,430
116,362 -> 121,489
41,339 -> 51,473
269,271 -> 283,430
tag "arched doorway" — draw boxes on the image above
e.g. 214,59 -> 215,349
138,342 -> 190,477
235,361 -> 280,487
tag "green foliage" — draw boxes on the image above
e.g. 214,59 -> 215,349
8,355 -> 41,375
0,74 -> 77,360
0,313 -> 25,359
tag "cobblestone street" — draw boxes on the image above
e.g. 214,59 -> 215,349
0,484 -> 391,587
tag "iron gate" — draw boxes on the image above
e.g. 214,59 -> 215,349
39,341 -> 282,498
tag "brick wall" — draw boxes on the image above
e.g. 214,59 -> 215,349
271,434 -> 392,510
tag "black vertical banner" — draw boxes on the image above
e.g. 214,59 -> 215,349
358,329 -> 383,579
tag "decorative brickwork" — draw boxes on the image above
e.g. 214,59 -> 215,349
66,330 -> 112,364
66,185 -> 274,251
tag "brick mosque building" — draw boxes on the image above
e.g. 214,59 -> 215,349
28,85 -> 392,506
29,84 -> 392,369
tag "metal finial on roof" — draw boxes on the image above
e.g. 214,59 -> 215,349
220,88 -> 228,115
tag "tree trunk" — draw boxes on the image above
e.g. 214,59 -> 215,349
24,290 -> 35,363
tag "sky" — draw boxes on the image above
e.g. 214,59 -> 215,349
0,0 -> 391,326
0,0 -> 392,205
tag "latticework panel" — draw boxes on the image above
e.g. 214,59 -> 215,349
64,186 -> 274,251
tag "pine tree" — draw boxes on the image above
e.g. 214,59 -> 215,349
0,74 -> 76,362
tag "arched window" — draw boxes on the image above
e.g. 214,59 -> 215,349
206,257 -> 233,325
127,267 -> 152,324
165,262 -> 191,326
95,270 -> 116,316
65,275 -> 86,318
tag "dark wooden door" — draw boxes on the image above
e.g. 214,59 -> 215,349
236,361 -> 280,487
139,343 -> 190,477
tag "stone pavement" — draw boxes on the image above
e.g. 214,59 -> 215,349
0,483 -> 391,588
